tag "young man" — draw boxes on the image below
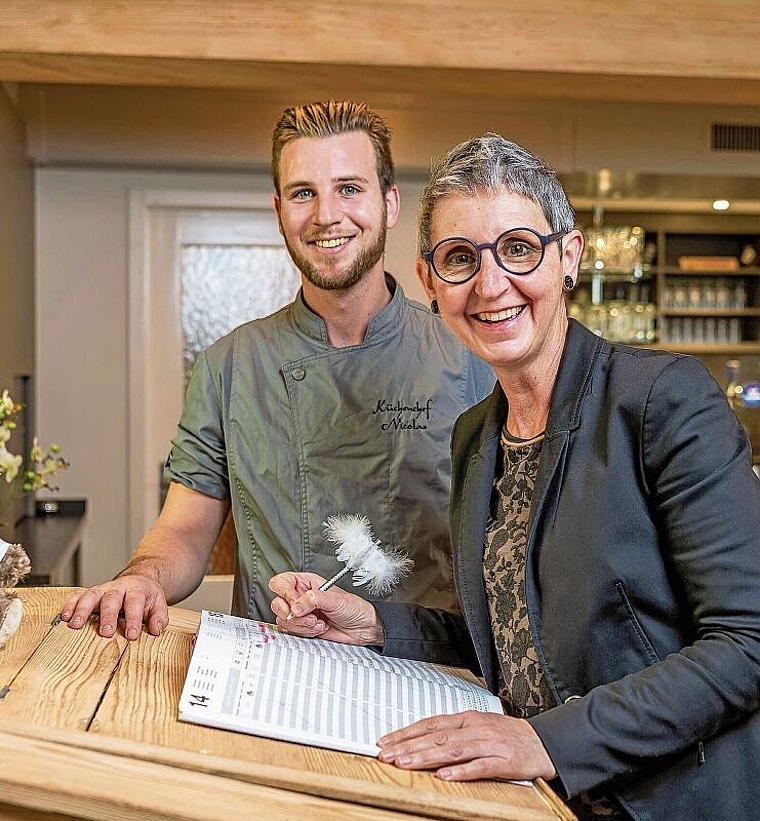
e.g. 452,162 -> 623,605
62,100 -> 493,640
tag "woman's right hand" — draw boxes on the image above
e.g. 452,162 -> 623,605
269,572 -> 385,647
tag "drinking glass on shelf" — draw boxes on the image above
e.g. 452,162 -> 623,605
672,282 -> 688,309
733,280 -> 747,310
715,279 -> 731,311
705,318 -> 716,344
606,300 -> 631,342
581,224 -> 645,273
703,279 -> 717,310
585,303 -> 607,337
688,279 -> 703,310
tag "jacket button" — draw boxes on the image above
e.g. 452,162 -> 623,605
291,367 -> 306,381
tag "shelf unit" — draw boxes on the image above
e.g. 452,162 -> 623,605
572,211 -> 760,354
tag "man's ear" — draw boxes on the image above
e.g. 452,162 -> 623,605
385,185 -> 400,230
415,256 -> 437,303
273,194 -> 284,236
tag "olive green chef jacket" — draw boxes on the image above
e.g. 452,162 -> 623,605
165,276 -> 494,619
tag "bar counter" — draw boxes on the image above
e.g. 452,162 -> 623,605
0,587 -> 576,821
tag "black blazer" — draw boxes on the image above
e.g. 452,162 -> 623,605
378,320 -> 760,820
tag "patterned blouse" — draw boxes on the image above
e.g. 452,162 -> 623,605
483,428 -> 627,821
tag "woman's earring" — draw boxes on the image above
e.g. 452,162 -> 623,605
431,298 -> 440,315
563,275 -> 575,292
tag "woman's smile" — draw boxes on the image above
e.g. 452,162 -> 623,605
474,305 -> 526,324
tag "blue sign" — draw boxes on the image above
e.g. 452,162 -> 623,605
741,382 -> 760,409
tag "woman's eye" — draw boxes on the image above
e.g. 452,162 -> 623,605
444,249 -> 476,268
501,240 -> 531,259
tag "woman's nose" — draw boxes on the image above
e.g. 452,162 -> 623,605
474,248 -> 509,296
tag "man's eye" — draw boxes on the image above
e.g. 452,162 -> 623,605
292,189 -> 314,200
341,184 -> 360,196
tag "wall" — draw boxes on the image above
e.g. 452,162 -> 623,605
19,85 -> 760,178
0,84 -> 34,533
0,85 -> 33,391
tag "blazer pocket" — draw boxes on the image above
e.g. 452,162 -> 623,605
615,581 -> 661,666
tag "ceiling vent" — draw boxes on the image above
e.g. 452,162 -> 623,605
711,123 -> 760,153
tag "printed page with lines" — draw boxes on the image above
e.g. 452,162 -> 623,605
178,610 -> 503,756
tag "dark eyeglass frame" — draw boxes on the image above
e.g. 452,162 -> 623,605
424,227 -> 569,284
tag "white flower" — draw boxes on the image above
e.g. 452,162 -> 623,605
0,446 -> 23,483
0,391 -> 14,416
30,437 -> 43,463
0,390 -> 69,526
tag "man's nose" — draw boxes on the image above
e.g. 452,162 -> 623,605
313,194 -> 340,225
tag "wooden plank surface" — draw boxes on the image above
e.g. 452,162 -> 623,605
94,597 -> 565,820
2,0 -> 760,81
0,616 -> 124,729
0,725 -> 441,821
0,802 -> 77,821
0,586 -> 68,683
0,588 -> 575,821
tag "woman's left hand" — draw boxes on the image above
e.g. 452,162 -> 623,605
377,711 -> 557,782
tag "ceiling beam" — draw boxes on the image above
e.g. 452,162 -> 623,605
1,1 -> 760,84
1,54 -> 760,109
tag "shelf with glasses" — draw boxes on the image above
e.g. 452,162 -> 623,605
571,265 -> 657,345
570,209 -> 760,352
656,260 -> 759,348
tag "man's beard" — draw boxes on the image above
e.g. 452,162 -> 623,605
285,219 -> 387,292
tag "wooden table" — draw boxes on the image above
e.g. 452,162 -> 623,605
0,587 -> 575,821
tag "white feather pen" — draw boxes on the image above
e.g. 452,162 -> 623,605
319,513 -> 413,597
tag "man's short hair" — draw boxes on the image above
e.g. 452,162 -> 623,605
272,100 -> 395,196
417,133 -> 576,255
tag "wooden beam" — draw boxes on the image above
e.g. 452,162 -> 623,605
2,55 -> 760,109
1,0 -> 760,82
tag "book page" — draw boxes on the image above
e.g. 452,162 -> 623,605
179,610 -> 503,757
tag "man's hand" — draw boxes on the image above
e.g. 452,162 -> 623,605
269,571 -> 384,647
377,711 -> 557,782
60,573 -> 168,641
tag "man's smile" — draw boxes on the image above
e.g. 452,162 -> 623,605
314,236 -> 352,249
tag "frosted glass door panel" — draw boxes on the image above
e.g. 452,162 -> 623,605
130,196 -> 300,552
181,243 -> 299,381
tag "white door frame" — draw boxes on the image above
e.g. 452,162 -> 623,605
126,189 -> 281,560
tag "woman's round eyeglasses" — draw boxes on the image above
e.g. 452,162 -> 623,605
425,227 -> 569,284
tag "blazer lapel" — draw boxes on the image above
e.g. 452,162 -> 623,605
450,390 -> 505,691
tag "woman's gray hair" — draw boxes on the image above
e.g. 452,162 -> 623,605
417,133 -> 575,255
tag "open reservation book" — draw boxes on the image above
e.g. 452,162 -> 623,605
179,610 -> 503,757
